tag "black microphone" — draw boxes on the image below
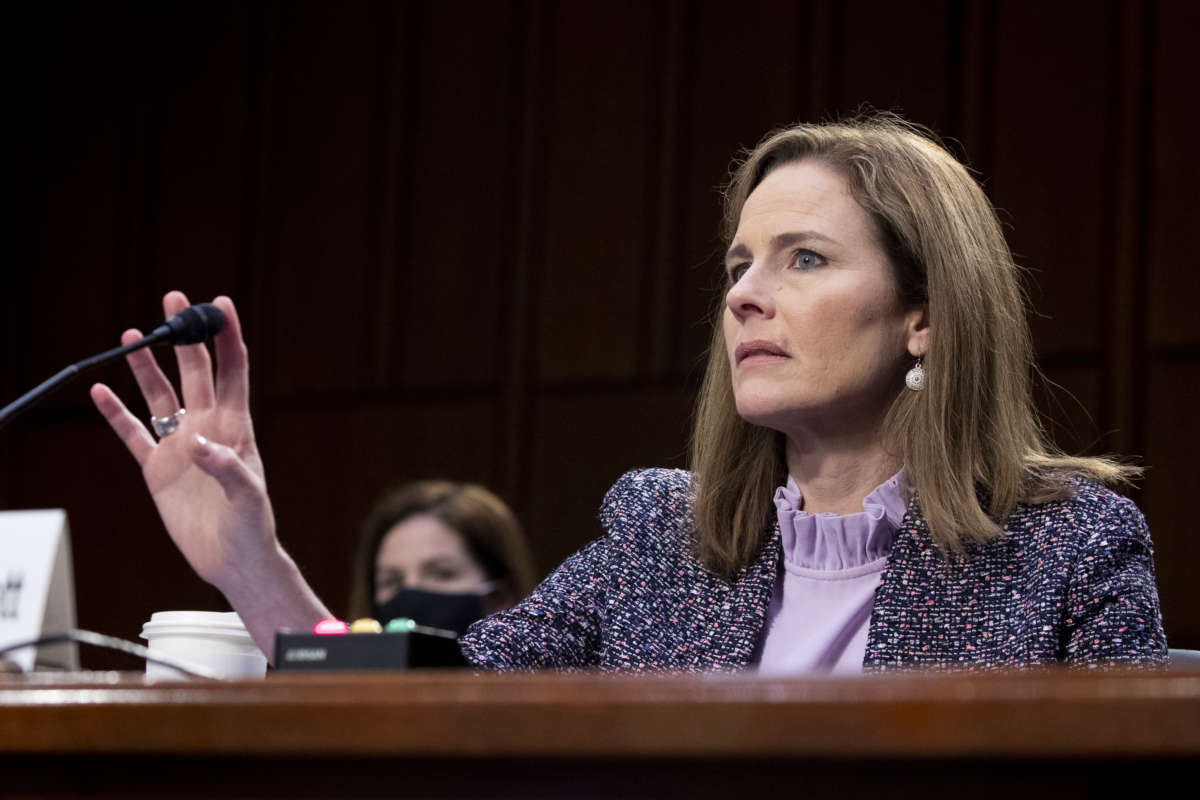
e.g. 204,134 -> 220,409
147,302 -> 227,346
0,303 -> 226,430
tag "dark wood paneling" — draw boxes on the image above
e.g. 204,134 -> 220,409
1142,0 -> 1200,652
1149,0 -> 1200,348
261,1 -> 382,398
534,2 -> 657,383
527,388 -> 692,569
17,2 -> 132,395
147,4 -> 252,306
392,3 -> 515,391
1144,361 -> 1200,646
1103,0 -> 1153,458
989,0 -> 1117,357
834,0 -> 954,129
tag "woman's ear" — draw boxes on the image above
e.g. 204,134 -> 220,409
905,305 -> 929,358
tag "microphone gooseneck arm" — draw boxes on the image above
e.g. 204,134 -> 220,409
0,303 -> 226,431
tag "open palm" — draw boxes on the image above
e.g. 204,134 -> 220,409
90,291 -> 274,590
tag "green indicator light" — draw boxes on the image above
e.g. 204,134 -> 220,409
384,617 -> 418,633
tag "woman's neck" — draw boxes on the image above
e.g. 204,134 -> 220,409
784,428 -> 901,516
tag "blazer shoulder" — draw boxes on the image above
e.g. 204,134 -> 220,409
600,465 -> 696,522
1052,476 -> 1140,519
598,468 -> 695,540
1011,476 -> 1149,547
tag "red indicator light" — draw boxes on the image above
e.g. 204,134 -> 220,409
313,618 -> 350,635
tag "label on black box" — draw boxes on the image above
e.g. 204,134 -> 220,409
283,647 -> 328,663
274,628 -> 465,671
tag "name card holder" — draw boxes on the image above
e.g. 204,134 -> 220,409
0,509 -> 79,671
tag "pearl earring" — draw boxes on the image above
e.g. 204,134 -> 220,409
905,358 -> 925,392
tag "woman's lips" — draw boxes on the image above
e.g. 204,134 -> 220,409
735,340 -> 789,366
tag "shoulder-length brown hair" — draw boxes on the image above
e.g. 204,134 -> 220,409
347,481 -> 538,619
690,112 -> 1137,577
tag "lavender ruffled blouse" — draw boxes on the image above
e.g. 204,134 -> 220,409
756,470 -> 911,675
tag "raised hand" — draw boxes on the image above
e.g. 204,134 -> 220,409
90,291 -> 270,586
91,291 -> 328,659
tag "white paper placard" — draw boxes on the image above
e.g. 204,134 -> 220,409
0,509 -> 78,671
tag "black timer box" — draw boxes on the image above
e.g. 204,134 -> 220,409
274,626 -> 466,671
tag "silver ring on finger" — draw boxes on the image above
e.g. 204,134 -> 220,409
151,408 -> 186,438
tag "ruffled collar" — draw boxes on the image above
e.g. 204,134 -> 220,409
772,469 -> 911,572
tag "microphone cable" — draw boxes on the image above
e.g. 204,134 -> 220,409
0,628 -> 221,680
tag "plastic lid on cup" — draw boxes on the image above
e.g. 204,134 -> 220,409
141,611 -> 253,642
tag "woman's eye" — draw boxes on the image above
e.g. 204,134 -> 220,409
728,263 -> 750,283
791,249 -> 825,270
422,562 -> 465,583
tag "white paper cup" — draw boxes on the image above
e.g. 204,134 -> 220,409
140,611 -> 267,680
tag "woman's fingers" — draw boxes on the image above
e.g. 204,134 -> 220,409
90,383 -> 155,466
119,290 -> 247,423
189,433 -> 264,503
122,328 -> 183,419
211,295 -> 251,409
164,291 -> 217,410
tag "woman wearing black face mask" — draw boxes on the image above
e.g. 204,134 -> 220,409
347,481 -> 538,635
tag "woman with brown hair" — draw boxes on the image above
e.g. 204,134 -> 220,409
91,113 -> 1166,671
347,481 -> 536,634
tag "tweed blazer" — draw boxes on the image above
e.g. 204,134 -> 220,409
459,468 -> 1167,671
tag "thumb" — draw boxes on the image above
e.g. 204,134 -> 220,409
189,434 -> 263,502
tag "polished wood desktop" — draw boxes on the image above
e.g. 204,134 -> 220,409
2,669 -> 1197,798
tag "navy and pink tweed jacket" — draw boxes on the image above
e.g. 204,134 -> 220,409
459,468 -> 1167,671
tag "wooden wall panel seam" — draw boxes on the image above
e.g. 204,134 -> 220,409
1128,0 -> 1158,468
499,0 -> 554,515
959,0 -> 997,181
1102,0 -> 1154,463
235,2 -> 268,315
362,0 -> 402,391
665,0 -> 701,383
241,0 -> 279,383
641,0 -> 681,383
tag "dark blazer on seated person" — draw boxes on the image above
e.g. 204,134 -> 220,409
458,468 -> 1167,671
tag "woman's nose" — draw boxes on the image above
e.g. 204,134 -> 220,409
725,264 -> 774,322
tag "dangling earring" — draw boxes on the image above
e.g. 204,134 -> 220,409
905,358 -> 925,392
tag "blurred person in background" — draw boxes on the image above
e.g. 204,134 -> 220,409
347,481 -> 537,634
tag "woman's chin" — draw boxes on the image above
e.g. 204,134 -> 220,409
734,401 -> 801,433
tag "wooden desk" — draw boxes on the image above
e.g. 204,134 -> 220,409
2,669 -> 1198,798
